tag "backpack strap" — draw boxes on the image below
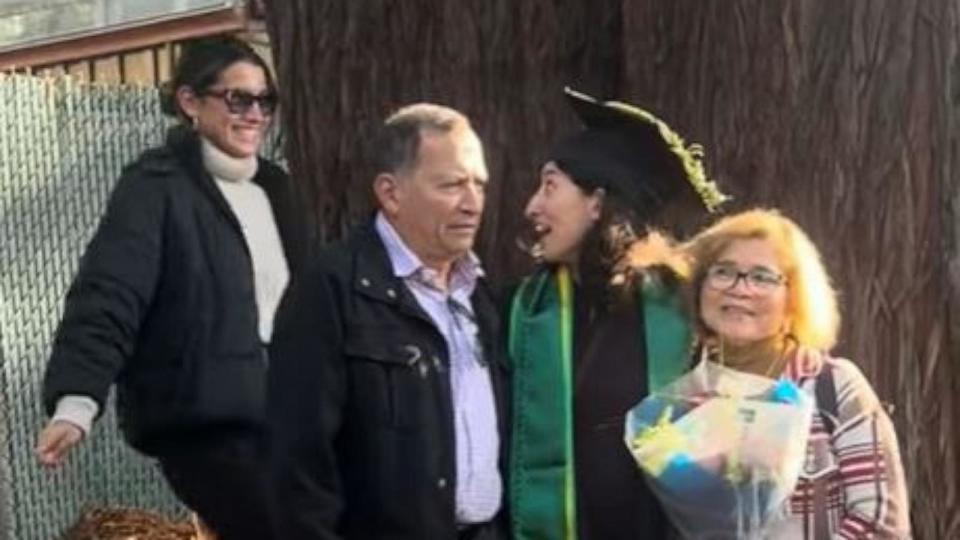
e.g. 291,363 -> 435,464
815,362 -> 839,435
812,361 -> 838,539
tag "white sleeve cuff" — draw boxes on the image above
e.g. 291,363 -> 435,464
51,395 -> 100,436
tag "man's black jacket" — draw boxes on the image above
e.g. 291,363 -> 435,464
268,224 -> 510,539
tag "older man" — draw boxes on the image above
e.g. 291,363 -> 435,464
268,104 -> 508,539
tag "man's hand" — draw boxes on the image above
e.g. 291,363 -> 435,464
35,419 -> 84,468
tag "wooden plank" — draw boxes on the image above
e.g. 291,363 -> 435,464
156,42 -> 174,83
121,49 -> 155,85
0,7 -> 248,71
91,56 -> 121,84
65,60 -> 91,83
36,65 -> 66,78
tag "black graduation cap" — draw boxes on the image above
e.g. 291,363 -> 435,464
547,88 -> 728,215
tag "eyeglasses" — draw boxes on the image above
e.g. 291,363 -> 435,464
200,88 -> 278,116
705,264 -> 786,293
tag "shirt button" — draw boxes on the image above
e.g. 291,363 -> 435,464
386,288 -> 397,299
437,477 -> 448,489
360,278 -> 371,287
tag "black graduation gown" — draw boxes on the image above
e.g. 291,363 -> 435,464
572,288 -> 672,539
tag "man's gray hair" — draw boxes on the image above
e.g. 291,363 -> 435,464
371,103 -> 472,174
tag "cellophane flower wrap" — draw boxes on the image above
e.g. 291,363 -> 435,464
624,357 -> 813,539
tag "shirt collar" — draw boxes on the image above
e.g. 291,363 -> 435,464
374,212 -> 485,285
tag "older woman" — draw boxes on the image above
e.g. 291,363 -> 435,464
683,208 -> 910,538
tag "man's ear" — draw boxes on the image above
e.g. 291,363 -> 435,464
589,188 -> 605,221
373,173 -> 402,216
176,86 -> 201,123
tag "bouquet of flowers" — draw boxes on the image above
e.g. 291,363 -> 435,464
624,359 -> 813,539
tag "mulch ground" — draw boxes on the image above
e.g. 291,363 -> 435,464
60,508 -> 196,540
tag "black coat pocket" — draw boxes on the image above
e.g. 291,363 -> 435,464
193,351 -> 267,426
343,325 -> 433,430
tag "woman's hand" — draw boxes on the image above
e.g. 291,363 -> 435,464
35,419 -> 84,468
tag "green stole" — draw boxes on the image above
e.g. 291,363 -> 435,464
508,266 -> 690,540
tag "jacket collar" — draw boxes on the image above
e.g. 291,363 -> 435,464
165,126 -> 304,272
352,222 -> 434,325
350,221 -> 500,355
373,212 -> 484,291
167,126 -> 244,236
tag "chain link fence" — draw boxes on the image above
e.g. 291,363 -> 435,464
0,73 -> 282,539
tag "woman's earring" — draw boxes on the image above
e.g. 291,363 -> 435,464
191,116 -> 199,129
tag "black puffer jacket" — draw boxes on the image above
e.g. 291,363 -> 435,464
42,126 -> 307,456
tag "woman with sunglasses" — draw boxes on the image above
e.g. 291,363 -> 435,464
35,37 -> 306,539
680,208 -> 910,538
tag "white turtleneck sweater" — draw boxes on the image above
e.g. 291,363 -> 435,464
52,138 -> 290,435
202,138 -> 290,344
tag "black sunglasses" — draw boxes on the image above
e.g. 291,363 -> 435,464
200,88 -> 278,116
